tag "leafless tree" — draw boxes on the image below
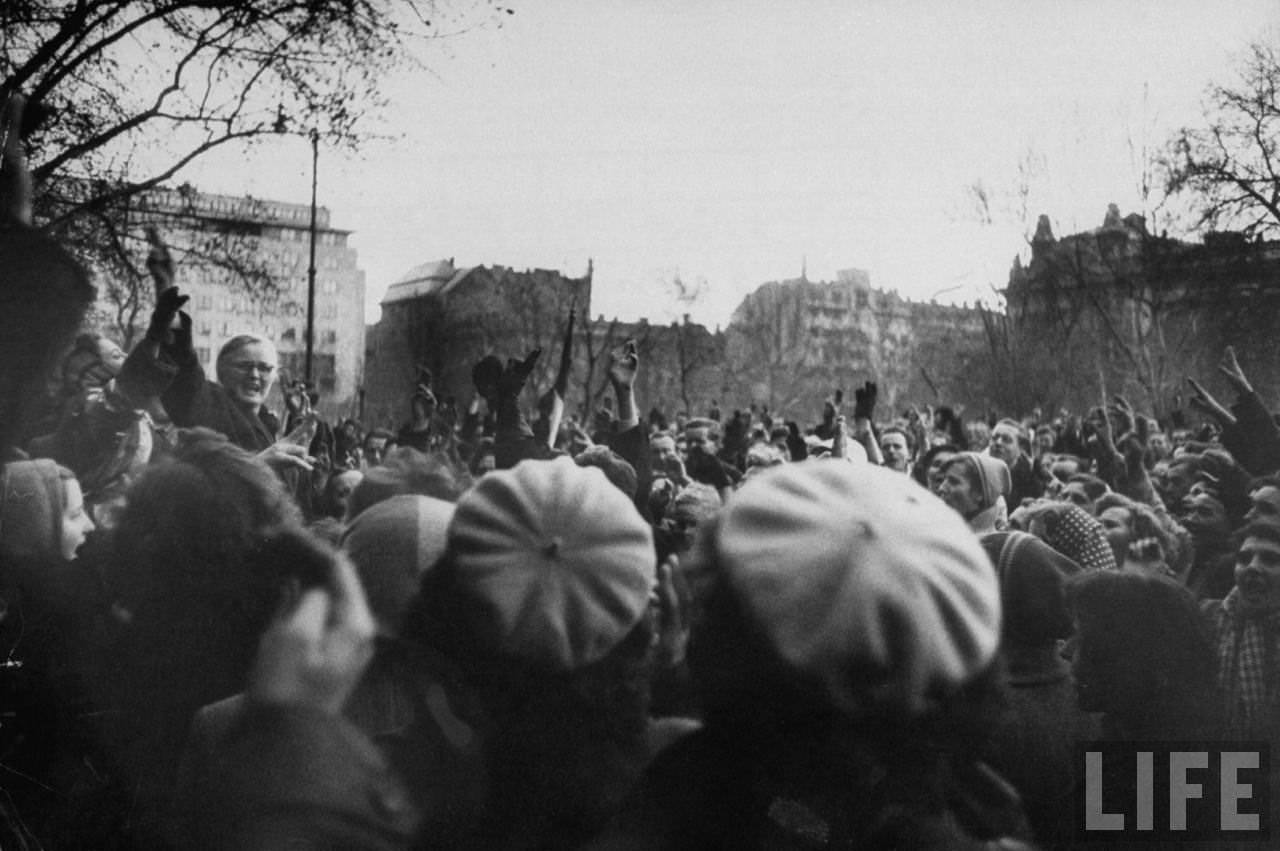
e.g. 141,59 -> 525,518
1163,40 -> 1280,237
4,0 -> 510,341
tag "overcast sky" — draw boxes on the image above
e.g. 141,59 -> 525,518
183,0 -> 1279,328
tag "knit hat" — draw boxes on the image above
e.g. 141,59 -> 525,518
955,452 -> 1011,509
0,459 -> 65,562
693,462 -> 1000,718
443,456 -> 655,670
981,531 -> 1082,646
341,494 -> 455,637
1036,503 -> 1117,572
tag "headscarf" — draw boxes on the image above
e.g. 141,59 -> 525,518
953,452 -> 1011,534
1037,503 -> 1117,572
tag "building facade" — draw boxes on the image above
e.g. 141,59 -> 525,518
363,259 -> 591,429
1003,205 -> 1280,413
365,257 -> 993,429
723,268 -> 989,417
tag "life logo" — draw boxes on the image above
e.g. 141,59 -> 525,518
1076,742 -> 1271,842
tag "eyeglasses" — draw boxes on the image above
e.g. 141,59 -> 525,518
228,361 -> 277,376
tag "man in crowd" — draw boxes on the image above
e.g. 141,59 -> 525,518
1205,520 -> 1280,742
989,418 -> 1044,507
879,426 -> 912,473
683,417 -> 740,496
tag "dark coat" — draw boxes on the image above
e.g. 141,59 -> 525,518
162,352 -> 278,453
1008,453 -> 1045,508
176,643 -> 487,849
179,703 -> 419,851
1222,389 -> 1280,476
585,728 -> 1036,851
982,648 -> 1100,848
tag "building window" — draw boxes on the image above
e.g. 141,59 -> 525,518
197,347 -> 210,364
198,321 -> 212,336
281,327 -> 297,344
321,329 -> 338,345
197,294 -> 213,310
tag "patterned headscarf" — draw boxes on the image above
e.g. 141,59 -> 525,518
1038,504 -> 1117,572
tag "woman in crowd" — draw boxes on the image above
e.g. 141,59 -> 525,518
937,451 -> 1011,534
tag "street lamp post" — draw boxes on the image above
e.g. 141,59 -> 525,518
305,127 -> 319,384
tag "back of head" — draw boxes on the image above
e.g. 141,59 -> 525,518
404,457 -> 658,844
1067,473 -> 1109,503
0,225 -> 95,450
684,417 -> 720,440
981,531 -> 1081,646
1066,571 -> 1217,712
111,428 -> 301,617
346,446 -> 468,521
574,445 -> 638,499
689,462 -> 1000,729
415,456 -> 655,673
342,494 -> 454,637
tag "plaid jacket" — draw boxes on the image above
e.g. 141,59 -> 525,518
1206,589 -> 1280,740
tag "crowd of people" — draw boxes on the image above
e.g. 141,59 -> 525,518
5,93 -> 1280,849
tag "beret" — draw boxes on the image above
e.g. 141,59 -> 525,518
445,457 -> 655,670
341,494 -> 455,637
695,461 -> 1000,717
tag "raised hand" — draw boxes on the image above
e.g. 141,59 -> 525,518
258,441 -> 314,472
554,305 -> 576,396
1186,377 -> 1237,428
248,552 -> 375,716
145,226 -> 175,296
608,338 -> 639,388
515,347 -> 541,379
653,555 -> 690,669
1217,346 -> 1253,396
147,286 -> 190,344
1122,537 -> 1167,576
497,348 -> 541,398
832,415 -> 848,458
1088,405 -> 1115,450
1106,394 -> 1135,438
853,381 -> 877,421
0,93 -> 32,226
